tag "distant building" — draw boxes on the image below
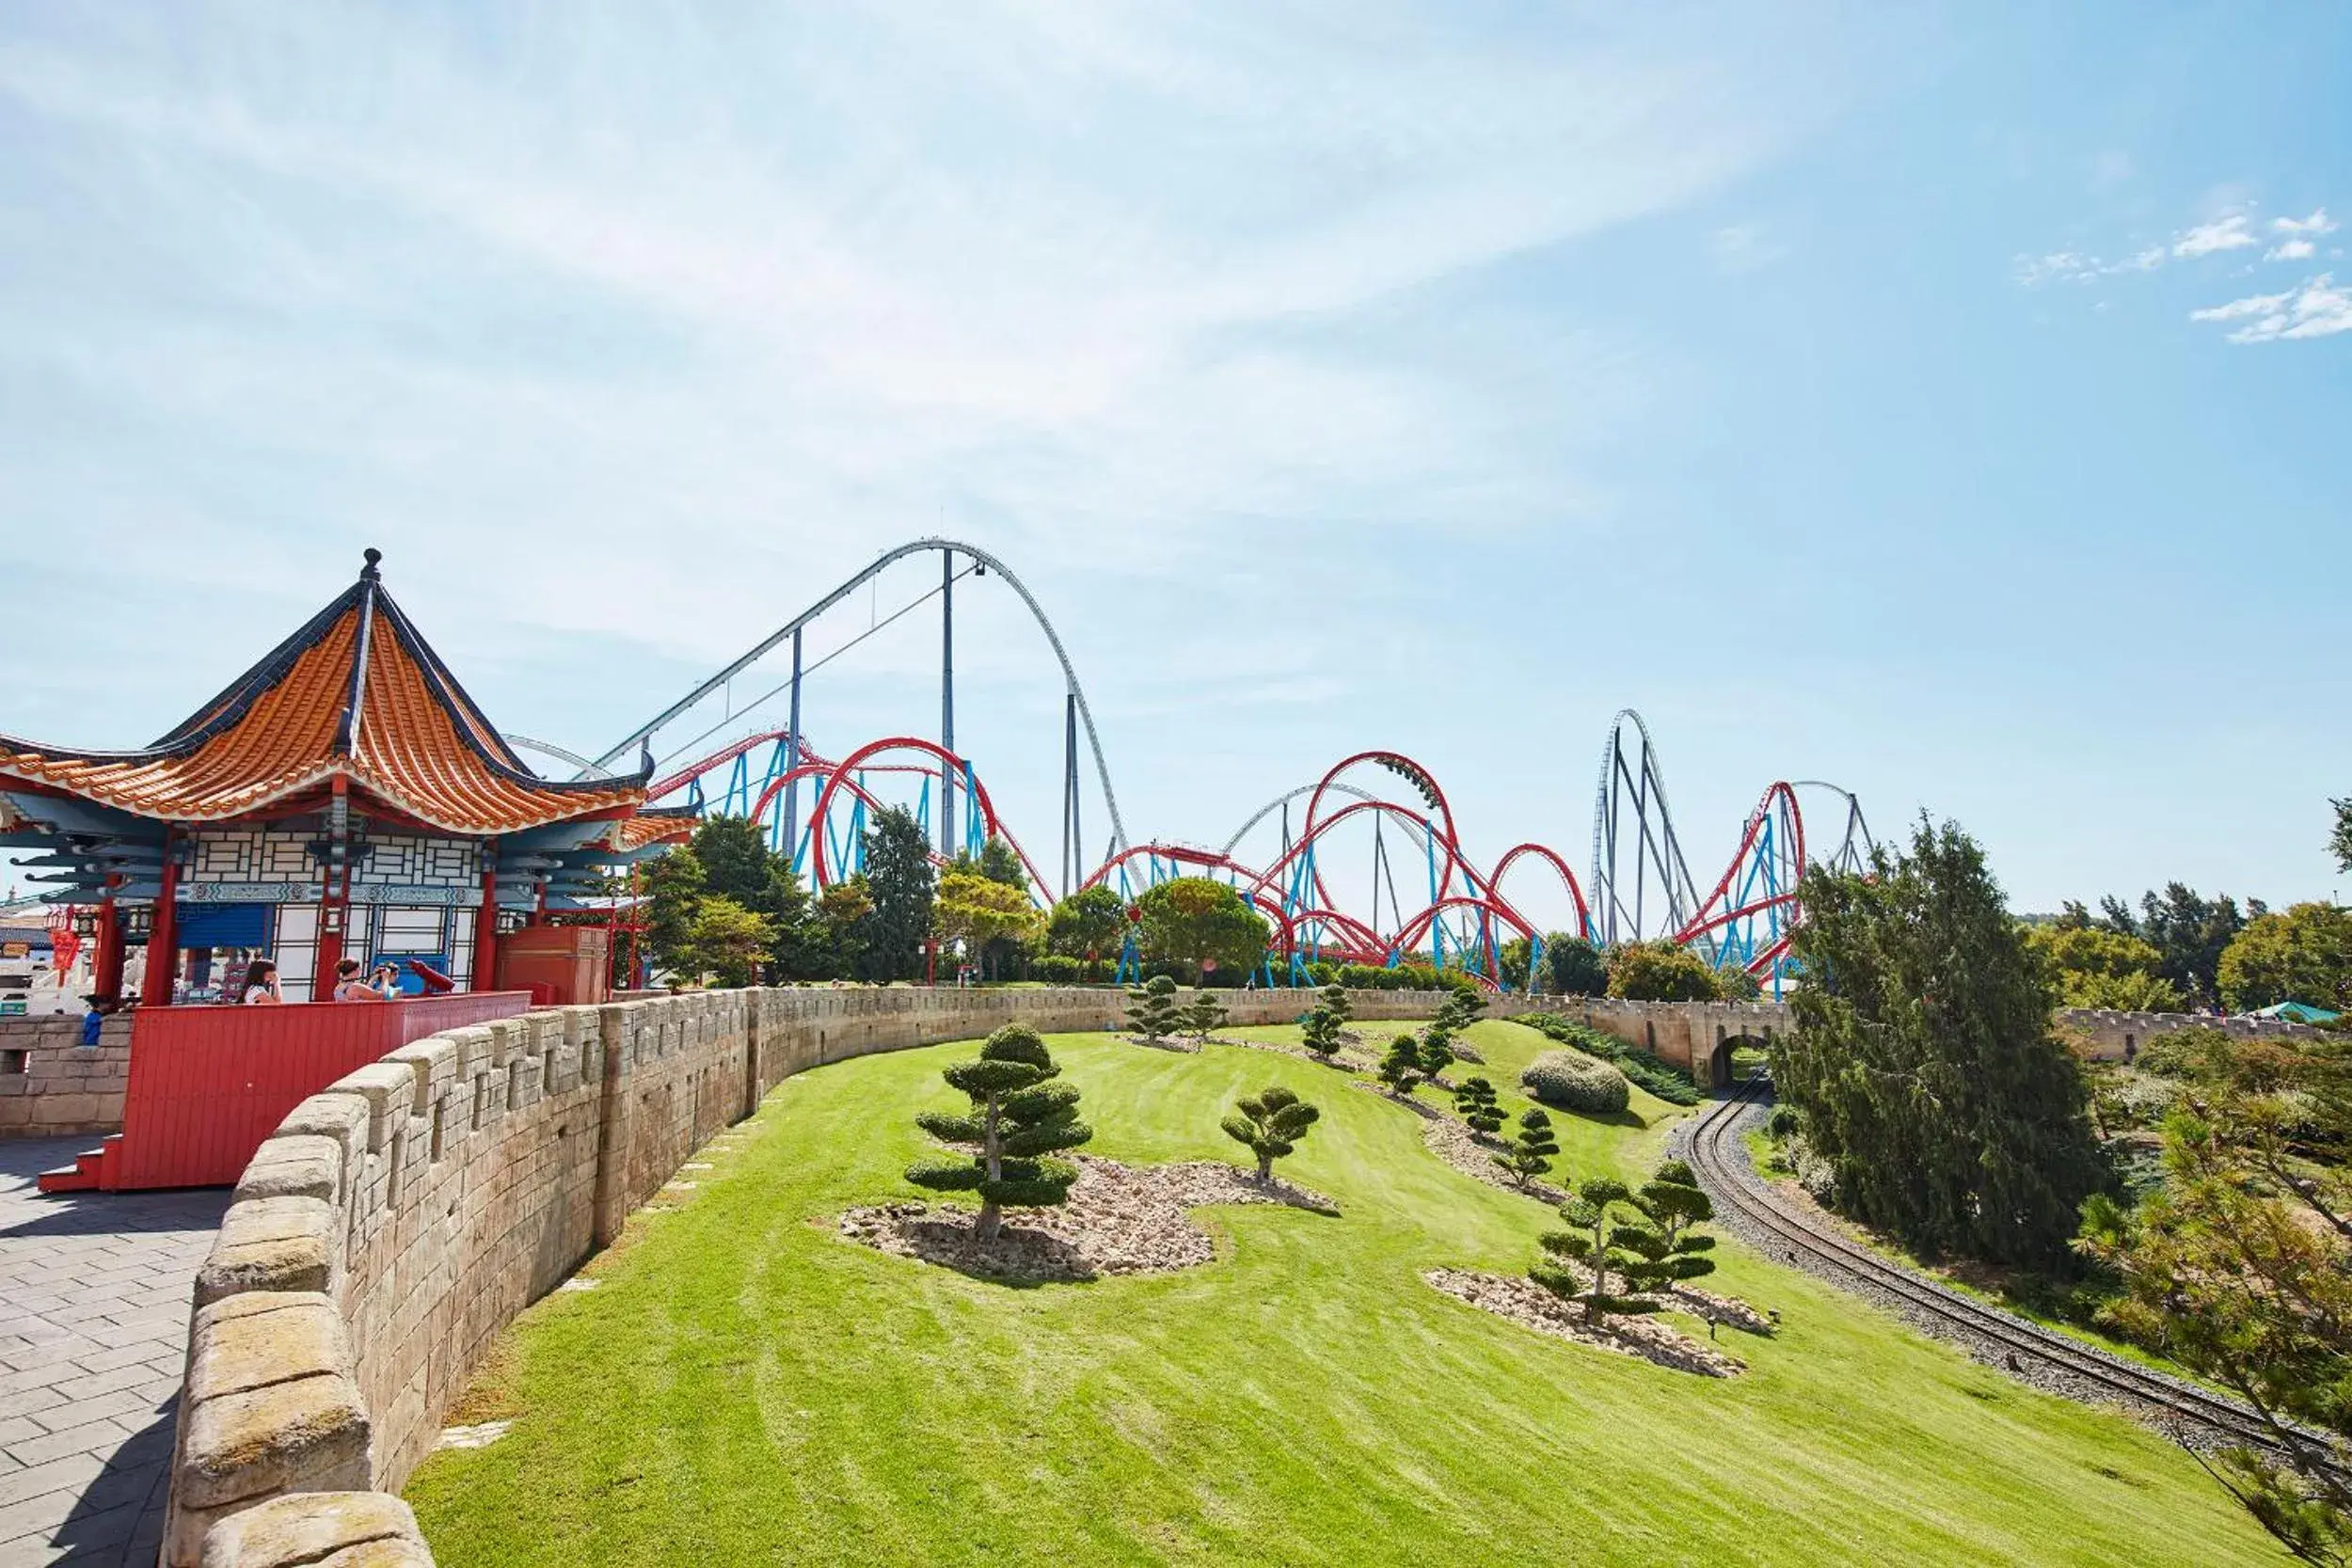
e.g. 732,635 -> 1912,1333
0,549 -> 691,1004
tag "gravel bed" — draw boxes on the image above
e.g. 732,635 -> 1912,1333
1675,1090 -> 2252,1447
1425,1268 -> 1746,1377
838,1154 -> 1337,1283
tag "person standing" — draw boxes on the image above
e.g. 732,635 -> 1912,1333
241,959 -> 283,1005
332,958 -> 394,1001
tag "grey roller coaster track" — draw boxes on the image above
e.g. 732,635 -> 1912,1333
585,537 -> 1130,855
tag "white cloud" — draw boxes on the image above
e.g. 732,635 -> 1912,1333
2267,238 -> 2316,261
2172,214 -> 2258,259
2271,207 -> 2338,236
2190,273 -> 2352,343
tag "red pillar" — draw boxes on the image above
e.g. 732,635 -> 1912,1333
145,837 -> 180,1006
472,866 -> 500,992
91,896 -> 124,1004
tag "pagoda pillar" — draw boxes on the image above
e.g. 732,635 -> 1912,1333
472,863 -> 500,993
144,833 -> 180,1006
91,895 -> 124,1005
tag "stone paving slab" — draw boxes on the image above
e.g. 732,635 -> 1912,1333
0,1138 -> 227,1567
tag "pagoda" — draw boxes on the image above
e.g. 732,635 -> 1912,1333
0,549 -> 688,1004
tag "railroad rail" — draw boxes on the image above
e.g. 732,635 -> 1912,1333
1686,1074 -> 2292,1455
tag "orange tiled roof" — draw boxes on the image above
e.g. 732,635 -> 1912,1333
601,808 -> 701,853
0,550 -> 651,836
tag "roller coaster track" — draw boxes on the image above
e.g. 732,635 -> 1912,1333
535,538 -> 1877,985
587,537 -> 1130,855
1687,1075 -> 2301,1455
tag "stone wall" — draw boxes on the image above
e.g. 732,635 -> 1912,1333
2055,1006 -> 2324,1061
0,1013 -> 132,1137
170,983 -> 1511,1565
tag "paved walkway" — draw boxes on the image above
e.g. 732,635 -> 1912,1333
0,1139 -> 227,1567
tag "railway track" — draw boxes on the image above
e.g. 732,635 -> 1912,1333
1684,1074 -> 2288,1454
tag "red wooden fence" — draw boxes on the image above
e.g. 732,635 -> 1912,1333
42,992 -> 532,1192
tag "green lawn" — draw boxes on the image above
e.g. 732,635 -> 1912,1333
405,1021 -> 2277,1567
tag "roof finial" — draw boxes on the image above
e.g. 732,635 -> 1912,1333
361,546 -> 383,581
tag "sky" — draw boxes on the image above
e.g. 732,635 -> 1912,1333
0,1 -> 2345,929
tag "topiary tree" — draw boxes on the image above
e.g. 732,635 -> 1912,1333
1299,985 -> 1351,1058
1181,989 -> 1230,1043
1438,987 -> 1486,1031
1493,1107 -> 1560,1189
1532,1178 -> 1661,1322
1126,973 -> 1183,1042
907,1023 -> 1091,1242
1453,1075 -> 1504,1136
1378,1032 -> 1423,1094
1220,1084 -> 1320,1181
1625,1159 -> 1717,1290
1417,1024 -> 1456,1085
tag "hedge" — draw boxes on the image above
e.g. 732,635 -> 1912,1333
1519,1050 -> 1631,1115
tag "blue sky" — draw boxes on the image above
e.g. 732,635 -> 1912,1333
0,2 -> 2344,927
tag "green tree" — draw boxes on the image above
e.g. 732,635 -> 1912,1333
1319,985 -> 1353,1029
1126,973 -> 1183,1042
1417,1022 -> 1456,1085
641,845 -> 707,981
1181,989 -> 1229,1042
1532,1178 -> 1657,1321
2094,883 -> 2250,1007
2079,1028 -> 2351,1563
907,1023 -> 1091,1243
1545,935 -> 1609,997
859,807 -> 936,982
1377,1033 -> 1423,1094
1606,941 -> 1724,1002
935,867 -> 1041,980
1220,1084 -> 1321,1181
1135,877 -> 1271,981
813,878 -> 873,979
675,894 -> 773,988
973,834 -> 1028,888
1493,1107 -> 1560,1189
2218,903 -> 2352,1013
1628,1159 -> 1718,1290
1453,1076 -> 1503,1136
1776,817 -> 2105,1267
2334,799 -> 2352,875
2025,924 -> 2185,1011
1045,884 -> 1129,977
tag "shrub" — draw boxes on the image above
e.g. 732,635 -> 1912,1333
1520,1050 -> 1631,1116
1220,1084 -> 1320,1181
1032,954 -> 1085,984
1606,941 -> 1730,1003
906,1023 -> 1091,1241
1125,974 -> 1183,1042
1517,1012 -> 1700,1106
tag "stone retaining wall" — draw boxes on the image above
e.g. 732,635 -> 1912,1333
169,983 -> 1524,1565
0,1013 -> 132,1137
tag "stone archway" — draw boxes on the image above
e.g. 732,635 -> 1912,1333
1706,1028 -> 1774,1090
